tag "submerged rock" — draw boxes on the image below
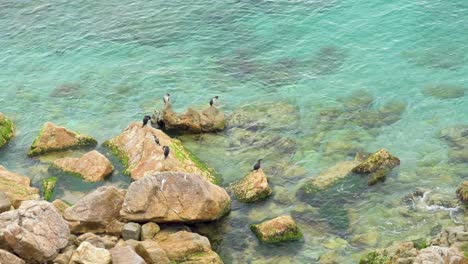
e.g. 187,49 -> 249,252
159,104 -> 225,133
52,150 -> 113,182
0,166 -> 40,207
231,169 -> 272,203
456,181 -> 468,204
352,149 -> 400,185
120,172 -> 230,223
422,84 -> 465,100
42,176 -> 58,201
439,125 -> 468,149
28,122 -> 97,156
250,215 -> 302,243
0,200 -> 70,263
69,241 -> 111,264
0,113 -> 14,148
300,160 -> 360,193
104,122 -> 217,182
63,186 -> 126,235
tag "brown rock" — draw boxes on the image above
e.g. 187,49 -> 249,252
110,246 -> 147,264
69,241 -> 111,264
28,122 -> 97,156
414,246 -> 464,264
231,169 -> 272,203
250,215 -> 302,243
120,172 -> 230,223
52,199 -> 70,216
0,166 -> 40,208
63,186 -> 126,235
141,222 -> 160,241
134,240 -> 170,264
53,150 -> 113,182
0,201 -> 70,263
0,249 -> 25,264
53,245 -> 76,264
0,191 -> 11,213
160,104 -> 225,133
76,233 -> 118,249
104,122 -> 216,182
352,149 -> 400,173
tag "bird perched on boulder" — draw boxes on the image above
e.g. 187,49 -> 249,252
153,135 -> 160,145
163,146 -> 170,159
142,115 -> 151,127
210,96 -> 219,107
253,159 -> 262,171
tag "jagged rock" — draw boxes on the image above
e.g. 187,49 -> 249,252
231,169 -> 272,203
75,233 -> 118,249
0,113 -> 14,148
0,166 -> 40,208
52,150 -> 113,182
141,222 -> 160,241
104,122 -> 216,182
69,241 -> 111,264
250,215 -> 302,243
0,191 -> 11,213
159,104 -> 225,133
63,186 -> 126,235
155,230 -> 222,263
52,199 -> 70,216
352,149 -> 400,185
53,245 -> 76,264
120,172 -> 230,223
0,201 -> 70,263
456,181 -> 468,204
122,222 -> 141,241
414,246 -> 464,264
28,122 -> 97,156
134,240 -> 170,264
110,246 -> 146,264
0,249 -> 25,264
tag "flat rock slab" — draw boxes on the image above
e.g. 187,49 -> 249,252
251,215 -> 302,243
120,172 -> 230,223
28,122 -> 97,156
0,166 -> 40,208
53,150 -> 113,182
232,169 -> 272,203
104,122 -> 216,182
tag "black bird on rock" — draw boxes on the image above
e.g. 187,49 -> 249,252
209,96 -> 219,107
163,146 -> 170,159
253,159 -> 262,171
153,135 -> 160,145
142,115 -> 151,127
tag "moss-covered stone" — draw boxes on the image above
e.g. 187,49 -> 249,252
456,181 -> 468,204
103,140 -> 131,176
422,84 -> 465,99
353,149 -> 400,174
359,251 -> 389,264
250,215 -> 302,243
42,176 -> 58,201
0,113 -> 15,148
231,169 -> 272,203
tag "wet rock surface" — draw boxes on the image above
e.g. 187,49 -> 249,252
352,149 -> 400,185
231,169 -> 272,203
0,113 -> 14,148
52,150 -> 114,182
250,215 -> 302,243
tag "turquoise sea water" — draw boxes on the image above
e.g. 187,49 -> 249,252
0,0 -> 467,262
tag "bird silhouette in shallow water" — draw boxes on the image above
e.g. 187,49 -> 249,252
210,96 -> 219,107
163,93 -> 170,105
153,135 -> 160,145
163,146 -> 170,159
253,159 -> 262,171
142,115 -> 151,127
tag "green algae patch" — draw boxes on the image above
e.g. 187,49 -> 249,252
103,140 -> 131,176
250,215 -> 302,243
42,176 -> 58,201
0,114 -> 15,148
359,251 -> 390,264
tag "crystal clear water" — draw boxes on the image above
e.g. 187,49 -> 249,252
0,0 -> 467,262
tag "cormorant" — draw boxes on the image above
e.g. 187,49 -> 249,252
163,93 -> 170,105
153,135 -> 160,145
142,115 -> 151,127
209,96 -> 219,107
253,159 -> 262,171
163,146 -> 170,159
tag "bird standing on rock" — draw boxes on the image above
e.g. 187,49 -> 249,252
253,159 -> 262,171
163,93 -> 170,105
163,146 -> 170,159
153,135 -> 160,145
142,115 -> 151,127
209,96 -> 219,107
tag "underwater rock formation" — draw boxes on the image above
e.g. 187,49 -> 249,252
0,113 -> 14,148
28,122 -> 97,156
422,84 -> 465,100
104,122 -> 217,183
120,172 -> 230,223
456,181 -> 468,204
250,215 -> 302,243
52,150 -> 114,182
158,103 -> 225,133
352,149 -> 400,186
231,169 -> 272,203
0,166 -> 40,207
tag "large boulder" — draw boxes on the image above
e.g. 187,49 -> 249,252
0,166 -> 40,208
110,246 -> 146,264
414,246 -> 464,264
28,122 -> 97,156
0,249 -> 25,264
231,169 -> 272,203
120,172 -> 230,223
0,113 -> 14,148
0,201 -> 70,263
69,241 -> 111,264
155,230 -> 223,263
52,150 -> 114,182
63,186 -> 126,234
104,122 -> 217,182
352,149 -> 400,185
250,215 -> 302,243
159,103 -> 225,133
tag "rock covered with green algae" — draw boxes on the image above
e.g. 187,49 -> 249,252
250,215 -> 302,243
456,181 -> 468,204
52,150 -> 114,182
0,165 -> 40,208
422,84 -> 465,100
231,169 -> 272,203
28,122 -> 97,156
0,113 -> 14,148
104,122 -> 217,183
42,176 -> 57,201
352,149 -> 400,186
159,103 -> 225,133
439,125 -> 468,149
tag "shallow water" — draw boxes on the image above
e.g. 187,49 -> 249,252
0,0 -> 467,262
